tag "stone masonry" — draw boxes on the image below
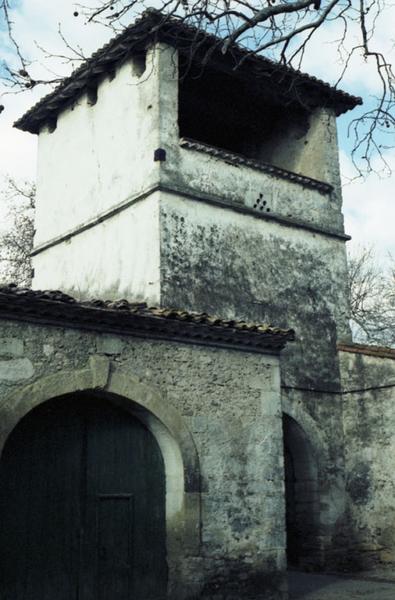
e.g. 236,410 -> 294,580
0,291 -> 290,599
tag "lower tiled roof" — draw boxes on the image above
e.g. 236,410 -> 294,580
0,284 -> 294,353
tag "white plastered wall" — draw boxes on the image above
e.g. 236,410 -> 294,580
32,191 -> 161,303
34,50 -> 162,246
32,43 -> 179,302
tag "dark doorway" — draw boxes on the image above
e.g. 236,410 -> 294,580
0,395 -> 167,600
283,414 -> 320,570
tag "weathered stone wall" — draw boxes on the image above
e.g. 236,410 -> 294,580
158,128 -> 352,568
259,108 -> 342,192
159,191 -> 351,391
339,348 -> 395,570
0,318 -> 287,599
166,120 -> 344,234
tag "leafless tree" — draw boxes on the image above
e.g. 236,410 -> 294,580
0,177 -> 35,287
1,1 -> 395,175
348,246 -> 395,347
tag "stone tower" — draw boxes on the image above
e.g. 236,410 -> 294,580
15,11 -> 363,570
17,13 -> 360,380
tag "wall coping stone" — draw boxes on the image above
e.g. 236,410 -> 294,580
338,343 -> 395,360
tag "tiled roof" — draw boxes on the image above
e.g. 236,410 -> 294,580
0,284 -> 294,353
15,10 -> 362,134
180,138 -> 333,194
338,342 -> 395,360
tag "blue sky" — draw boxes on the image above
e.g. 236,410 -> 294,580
1,1 -> 394,264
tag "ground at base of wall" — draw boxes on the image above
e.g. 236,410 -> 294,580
288,570 -> 395,599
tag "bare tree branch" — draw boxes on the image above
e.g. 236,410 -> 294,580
0,177 -> 35,287
348,246 -> 395,347
221,0 -> 324,54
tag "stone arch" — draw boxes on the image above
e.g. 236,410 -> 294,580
281,396 -> 330,470
0,356 -> 201,594
281,398 -> 330,569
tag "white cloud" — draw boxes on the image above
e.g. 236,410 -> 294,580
341,149 -> 395,265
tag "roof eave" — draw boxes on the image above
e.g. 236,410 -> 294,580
14,11 -> 362,135
0,286 -> 295,354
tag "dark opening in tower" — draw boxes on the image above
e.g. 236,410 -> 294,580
178,60 -> 311,171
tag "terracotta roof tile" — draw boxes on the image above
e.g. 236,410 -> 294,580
337,342 -> 395,360
0,284 -> 294,353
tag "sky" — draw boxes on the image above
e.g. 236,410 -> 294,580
0,1 -> 394,266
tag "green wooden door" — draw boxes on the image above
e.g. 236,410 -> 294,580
0,396 -> 167,600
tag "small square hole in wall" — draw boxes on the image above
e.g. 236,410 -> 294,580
47,118 -> 57,133
132,51 -> 146,78
87,85 -> 98,106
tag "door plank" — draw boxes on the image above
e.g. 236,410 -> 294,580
84,399 -> 167,600
97,495 -> 133,600
0,400 -> 83,600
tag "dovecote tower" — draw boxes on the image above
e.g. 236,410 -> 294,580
15,10 -> 363,573
17,11 -> 361,387
16,13 -> 360,386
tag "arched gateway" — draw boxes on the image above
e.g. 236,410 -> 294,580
0,360 -> 202,600
0,281 -> 293,600
0,394 -> 167,600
